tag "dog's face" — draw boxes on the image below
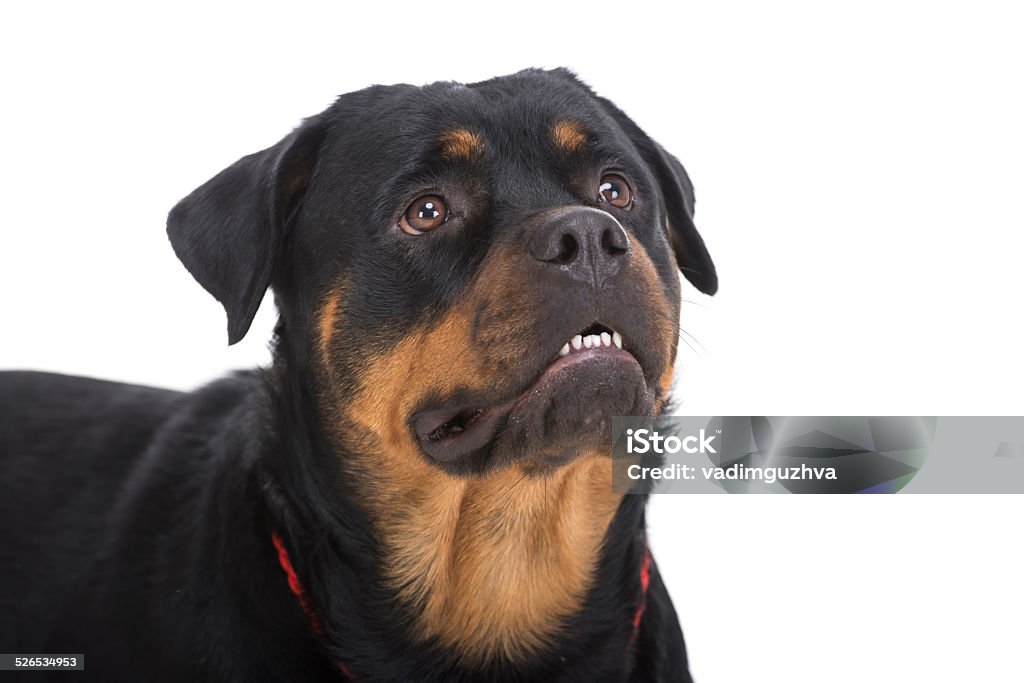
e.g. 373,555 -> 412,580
169,68 -> 716,477
168,68 -> 716,663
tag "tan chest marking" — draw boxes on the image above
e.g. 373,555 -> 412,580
364,455 -> 621,664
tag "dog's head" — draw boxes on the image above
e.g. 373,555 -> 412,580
168,68 -> 716,477
169,68 -> 716,664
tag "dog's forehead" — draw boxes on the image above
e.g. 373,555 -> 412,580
428,72 -> 608,133
326,72 -> 624,168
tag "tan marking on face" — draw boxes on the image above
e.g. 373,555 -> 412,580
316,281 -> 349,365
616,239 -> 678,416
660,366 -> 675,396
440,129 -> 484,160
654,365 -> 676,415
627,239 -> 678,366
551,120 -> 587,153
318,297 -> 339,359
319,237 -> 677,664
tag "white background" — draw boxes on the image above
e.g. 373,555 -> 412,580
2,2 -> 1022,681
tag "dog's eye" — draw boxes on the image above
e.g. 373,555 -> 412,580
401,195 -> 448,235
598,173 -> 633,209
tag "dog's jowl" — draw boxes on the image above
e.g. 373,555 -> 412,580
0,68 -> 716,682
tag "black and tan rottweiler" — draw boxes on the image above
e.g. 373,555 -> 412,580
0,68 -> 716,682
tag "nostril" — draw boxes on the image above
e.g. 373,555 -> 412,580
530,209 -> 629,277
601,225 -> 629,257
551,232 -> 579,264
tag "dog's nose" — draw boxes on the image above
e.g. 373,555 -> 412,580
528,207 -> 631,286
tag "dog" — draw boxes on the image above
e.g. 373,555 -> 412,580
0,68 -> 716,681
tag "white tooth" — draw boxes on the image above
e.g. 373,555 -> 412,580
572,335 -> 583,350
559,343 -> 570,356
583,335 -> 593,348
600,332 -> 611,347
612,331 -> 623,348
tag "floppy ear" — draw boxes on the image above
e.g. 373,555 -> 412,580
646,142 -> 718,295
167,115 -> 328,344
592,96 -> 718,295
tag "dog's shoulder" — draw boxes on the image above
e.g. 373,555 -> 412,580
0,370 -> 272,652
1,369 -> 181,417
0,370 -> 273,490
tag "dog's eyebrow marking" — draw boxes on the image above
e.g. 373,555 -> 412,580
551,120 -> 588,153
439,128 -> 484,160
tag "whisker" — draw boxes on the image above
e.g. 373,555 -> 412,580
501,471 -> 531,503
678,327 -> 708,355
676,333 -> 702,359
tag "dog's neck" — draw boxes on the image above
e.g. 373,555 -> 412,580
362,451 -> 623,664
263,335 -> 635,669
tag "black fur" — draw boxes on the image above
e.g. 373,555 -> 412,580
0,68 -> 711,682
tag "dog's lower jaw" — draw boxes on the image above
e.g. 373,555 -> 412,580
353,449 -> 622,665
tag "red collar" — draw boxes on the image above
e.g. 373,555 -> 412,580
271,530 -> 651,679
270,530 -> 354,679
633,546 -> 653,637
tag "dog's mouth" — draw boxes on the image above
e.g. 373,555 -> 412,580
412,323 -> 646,463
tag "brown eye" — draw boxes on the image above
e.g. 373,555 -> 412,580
598,173 -> 633,209
400,195 -> 448,234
